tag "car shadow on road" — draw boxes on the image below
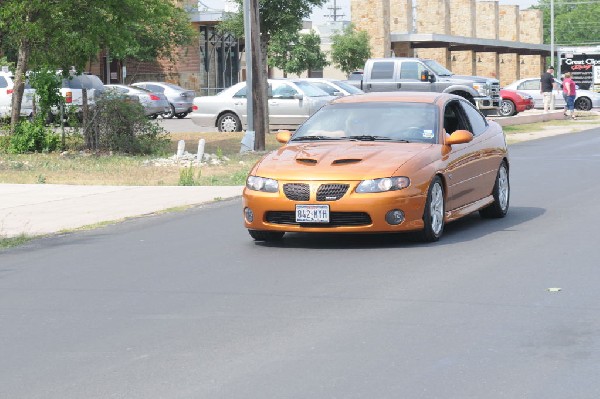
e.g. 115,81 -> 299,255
254,206 -> 546,249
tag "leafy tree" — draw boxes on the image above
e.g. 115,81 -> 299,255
535,0 -> 600,46
219,0 -> 326,150
269,30 -> 329,77
330,24 -> 372,75
0,0 -> 194,133
220,0 -> 326,71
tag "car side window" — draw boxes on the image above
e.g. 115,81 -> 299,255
146,84 -> 164,93
271,83 -> 298,99
459,100 -> 488,136
443,100 -> 470,135
518,80 -> 540,91
370,61 -> 395,80
233,86 -> 247,98
399,61 -> 425,80
0,76 -> 7,88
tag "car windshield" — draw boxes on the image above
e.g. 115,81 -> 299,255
292,81 -> 330,97
292,102 -> 438,143
423,60 -> 453,76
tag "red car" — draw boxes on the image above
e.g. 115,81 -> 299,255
498,89 -> 534,117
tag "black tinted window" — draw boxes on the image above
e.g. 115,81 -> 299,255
0,76 -> 7,88
370,62 -> 395,79
460,100 -> 488,136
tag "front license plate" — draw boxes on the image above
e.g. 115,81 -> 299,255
295,205 -> 330,223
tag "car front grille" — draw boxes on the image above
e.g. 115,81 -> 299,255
283,183 -> 310,201
265,211 -> 372,227
490,83 -> 500,99
316,184 -> 349,201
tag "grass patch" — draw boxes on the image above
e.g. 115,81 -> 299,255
0,234 -> 33,250
0,132 -> 281,186
503,113 -> 600,134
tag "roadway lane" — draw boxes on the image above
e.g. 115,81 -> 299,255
1,129 -> 600,398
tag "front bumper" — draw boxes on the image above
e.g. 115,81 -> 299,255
243,181 -> 428,234
475,96 -> 501,111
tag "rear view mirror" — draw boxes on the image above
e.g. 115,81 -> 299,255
445,129 -> 473,145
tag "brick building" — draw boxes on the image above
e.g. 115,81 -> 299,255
352,0 -> 550,86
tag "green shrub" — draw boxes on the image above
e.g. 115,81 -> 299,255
87,94 -> 170,155
8,119 -> 60,154
178,166 -> 201,186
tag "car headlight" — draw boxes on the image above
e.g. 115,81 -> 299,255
356,177 -> 410,193
472,83 -> 488,96
246,175 -> 279,192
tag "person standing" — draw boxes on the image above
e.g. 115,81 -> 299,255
563,72 -> 577,119
540,65 -> 556,113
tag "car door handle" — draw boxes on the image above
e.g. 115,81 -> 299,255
397,83 -> 401,89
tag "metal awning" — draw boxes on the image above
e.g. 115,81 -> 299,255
391,33 -> 552,56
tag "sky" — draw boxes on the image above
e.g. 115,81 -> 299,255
197,0 -> 540,25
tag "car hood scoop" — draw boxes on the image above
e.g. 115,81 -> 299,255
258,142 -> 432,180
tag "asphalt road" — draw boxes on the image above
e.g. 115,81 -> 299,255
1,129 -> 600,398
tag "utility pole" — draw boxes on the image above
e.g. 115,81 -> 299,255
551,0 -> 555,72
249,0 -> 268,151
324,0 -> 345,22
240,0 -> 254,152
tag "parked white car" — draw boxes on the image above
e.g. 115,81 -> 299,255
503,77 -> 600,111
191,79 -> 336,132
0,68 -> 35,118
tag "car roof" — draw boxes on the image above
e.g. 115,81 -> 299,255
332,91 -> 449,104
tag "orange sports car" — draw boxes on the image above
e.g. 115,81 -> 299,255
242,92 -> 509,242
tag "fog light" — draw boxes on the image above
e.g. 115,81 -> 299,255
385,209 -> 404,225
244,207 -> 254,223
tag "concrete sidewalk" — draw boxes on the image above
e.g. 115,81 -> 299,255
0,184 -> 243,238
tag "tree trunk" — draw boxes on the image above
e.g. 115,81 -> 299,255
250,0 -> 269,151
82,88 -> 91,148
10,38 -> 30,134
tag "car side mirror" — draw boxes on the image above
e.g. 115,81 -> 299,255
293,93 -> 303,100
420,70 -> 429,82
276,130 -> 292,143
445,129 -> 473,145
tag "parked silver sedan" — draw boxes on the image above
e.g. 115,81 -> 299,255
503,77 -> 600,111
295,78 -> 364,96
131,81 -> 195,119
191,79 -> 336,132
105,84 -> 170,118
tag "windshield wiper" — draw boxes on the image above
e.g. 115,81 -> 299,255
347,135 -> 392,141
292,135 -> 343,141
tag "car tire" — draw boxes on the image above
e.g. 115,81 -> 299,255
175,112 -> 188,119
163,104 -> 175,119
480,161 -> 510,219
248,230 -> 285,241
420,176 -> 445,242
148,113 -> 159,119
499,99 -> 516,117
217,112 -> 242,132
575,97 -> 592,111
